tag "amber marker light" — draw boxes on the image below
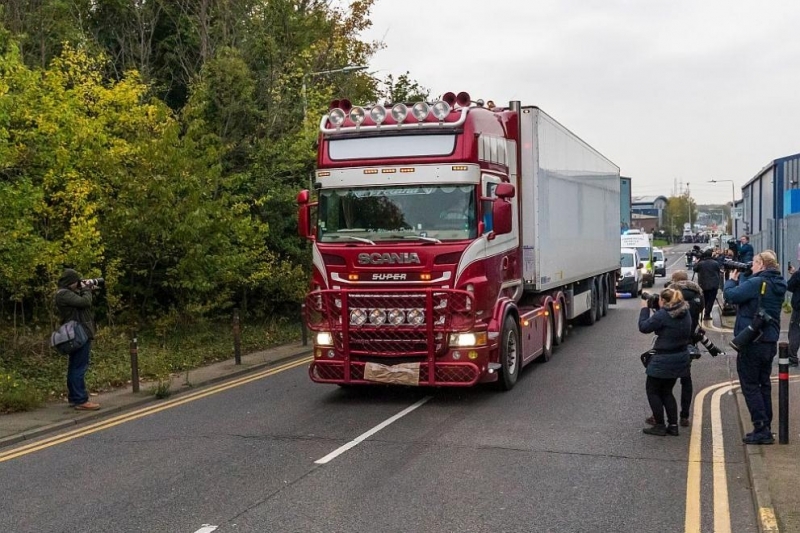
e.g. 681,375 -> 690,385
399,168 -> 415,173
381,168 -> 397,173
452,165 -> 468,171
317,171 -> 331,177
420,273 -> 432,281
348,274 -> 359,281
363,169 -> 378,174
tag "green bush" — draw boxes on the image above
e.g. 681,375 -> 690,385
0,371 -> 47,414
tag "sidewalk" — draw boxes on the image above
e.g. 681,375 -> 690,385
720,309 -> 800,533
0,341 -> 312,448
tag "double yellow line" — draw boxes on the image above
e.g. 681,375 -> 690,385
0,357 -> 311,463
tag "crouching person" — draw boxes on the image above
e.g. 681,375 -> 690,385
638,288 -> 692,436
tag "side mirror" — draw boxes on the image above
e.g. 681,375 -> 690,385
495,183 -> 515,199
297,190 -> 317,241
492,198 -> 512,235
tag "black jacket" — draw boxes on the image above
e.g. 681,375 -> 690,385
638,301 -> 692,378
669,279 -> 704,332
694,258 -> 721,291
786,270 -> 800,311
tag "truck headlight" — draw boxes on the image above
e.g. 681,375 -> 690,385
449,332 -> 488,347
316,332 -> 333,346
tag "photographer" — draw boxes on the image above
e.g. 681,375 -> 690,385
738,235 -> 754,263
638,288 -> 692,436
723,250 -> 786,444
55,268 -> 101,411
694,248 -> 722,322
786,262 -> 800,367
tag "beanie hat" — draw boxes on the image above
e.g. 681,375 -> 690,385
58,268 -> 81,288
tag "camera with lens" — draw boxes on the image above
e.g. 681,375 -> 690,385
80,277 -> 105,289
641,291 -> 660,309
729,309 -> 775,352
692,326 -> 725,357
722,258 -> 753,277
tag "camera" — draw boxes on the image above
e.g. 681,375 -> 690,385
641,291 -> 660,309
729,309 -> 775,352
81,277 -> 105,289
692,326 -> 725,357
722,258 -> 753,277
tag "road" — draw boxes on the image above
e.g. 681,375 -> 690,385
0,243 -> 760,532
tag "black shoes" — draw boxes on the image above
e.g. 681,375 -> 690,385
679,417 -> 690,427
742,430 -> 774,445
790,357 -> 799,367
643,424 -> 667,436
666,425 -> 680,436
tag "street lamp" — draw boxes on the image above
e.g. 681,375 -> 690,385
708,179 -> 737,234
302,65 -> 368,121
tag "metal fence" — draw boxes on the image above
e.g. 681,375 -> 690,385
750,214 -> 800,281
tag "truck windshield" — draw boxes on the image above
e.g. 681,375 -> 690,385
317,185 -> 477,242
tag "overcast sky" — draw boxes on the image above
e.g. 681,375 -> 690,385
358,0 -> 800,205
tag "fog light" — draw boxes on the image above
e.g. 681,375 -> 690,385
369,308 -> 387,325
327,350 -> 335,358
452,351 -> 461,360
388,308 -> 405,325
316,332 -> 333,346
468,351 -> 479,360
407,308 -> 425,325
350,308 -> 367,326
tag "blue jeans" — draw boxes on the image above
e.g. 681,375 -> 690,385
67,340 -> 91,405
737,342 -> 776,429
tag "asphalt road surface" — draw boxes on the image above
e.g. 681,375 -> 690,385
0,243 -> 759,532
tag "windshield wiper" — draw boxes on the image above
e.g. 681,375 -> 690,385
399,235 -> 442,244
338,235 -> 376,245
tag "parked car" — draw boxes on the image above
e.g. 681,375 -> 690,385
617,247 -> 643,296
653,248 -> 666,277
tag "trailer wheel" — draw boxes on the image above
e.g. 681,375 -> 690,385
553,301 -> 566,346
580,283 -> 598,326
594,280 -> 604,322
540,310 -> 555,362
496,316 -> 520,391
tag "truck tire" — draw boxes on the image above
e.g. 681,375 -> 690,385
594,280 -> 603,322
580,283 -> 597,326
496,316 -> 520,390
539,310 -> 555,362
553,301 -> 566,346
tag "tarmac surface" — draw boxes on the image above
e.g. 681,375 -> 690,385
1,314 -> 799,532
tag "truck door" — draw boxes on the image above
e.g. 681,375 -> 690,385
482,174 -> 521,300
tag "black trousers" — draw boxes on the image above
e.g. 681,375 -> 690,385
702,288 -> 718,319
646,376 -> 678,425
737,342 -> 776,429
680,374 -> 693,419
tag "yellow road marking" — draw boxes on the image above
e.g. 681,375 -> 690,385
711,386 -> 734,533
0,357 -> 311,463
759,507 -> 779,532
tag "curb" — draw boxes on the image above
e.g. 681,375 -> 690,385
0,347 -> 312,450
734,387 -> 780,532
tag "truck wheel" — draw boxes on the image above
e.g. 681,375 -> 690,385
540,310 -> 555,362
580,284 -> 597,326
594,281 -> 603,322
553,302 -> 566,345
496,316 -> 520,390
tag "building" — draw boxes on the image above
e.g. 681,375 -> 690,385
632,195 -> 668,227
631,213 -> 659,233
737,152 -> 800,270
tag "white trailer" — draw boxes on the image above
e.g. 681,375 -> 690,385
518,107 -> 620,291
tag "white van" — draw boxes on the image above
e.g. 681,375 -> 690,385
621,233 -> 654,287
617,247 -> 643,296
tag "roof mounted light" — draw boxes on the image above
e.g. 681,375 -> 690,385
370,105 -> 386,125
411,102 -> 430,122
456,91 -> 471,107
442,92 -> 457,106
349,106 -> 366,126
339,99 -> 352,113
391,103 -> 408,123
431,101 -> 451,121
329,108 -> 346,127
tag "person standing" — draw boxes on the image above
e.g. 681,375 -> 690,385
786,262 -> 800,367
723,251 -> 786,444
694,249 -> 722,322
738,235 -> 754,264
638,288 -> 692,436
55,268 -> 101,410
